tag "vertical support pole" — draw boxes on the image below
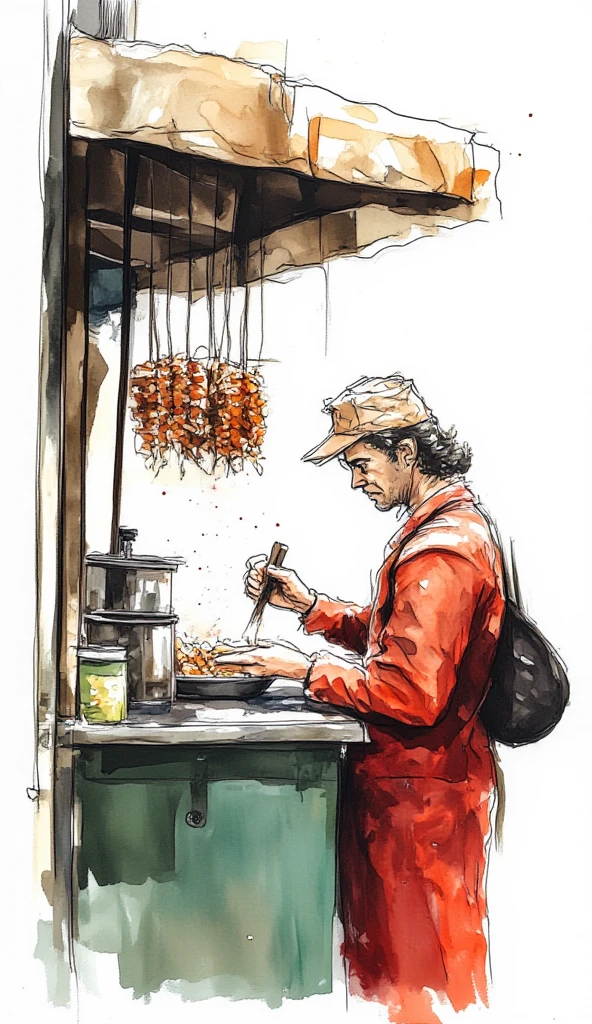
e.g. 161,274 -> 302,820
58,138 -> 88,720
52,745 -> 79,1001
110,146 -> 139,553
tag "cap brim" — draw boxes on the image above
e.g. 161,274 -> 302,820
301,431 -> 363,466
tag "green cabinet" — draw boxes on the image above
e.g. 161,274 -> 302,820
75,745 -> 340,1006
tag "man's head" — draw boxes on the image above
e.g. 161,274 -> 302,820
302,374 -> 471,511
339,419 -> 472,511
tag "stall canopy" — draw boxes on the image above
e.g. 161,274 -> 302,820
70,32 -> 500,286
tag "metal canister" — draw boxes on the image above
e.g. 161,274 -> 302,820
84,613 -> 176,712
78,646 -> 128,723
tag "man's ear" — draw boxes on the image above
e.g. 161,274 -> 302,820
396,437 -> 418,467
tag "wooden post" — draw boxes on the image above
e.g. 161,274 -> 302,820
35,9 -> 75,1001
58,138 -> 89,720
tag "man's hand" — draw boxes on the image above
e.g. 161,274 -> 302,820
244,555 -> 317,615
215,642 -> 312,681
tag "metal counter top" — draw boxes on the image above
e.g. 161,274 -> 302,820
58,682 -> 368,746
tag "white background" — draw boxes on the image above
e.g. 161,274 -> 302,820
1,1 -> 591,1021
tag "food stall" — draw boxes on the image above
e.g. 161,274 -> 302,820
35,25 -> 500,1011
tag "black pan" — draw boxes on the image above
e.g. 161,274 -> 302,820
176,675 -> 276,700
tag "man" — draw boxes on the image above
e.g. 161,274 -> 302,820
218,374 -> 504,1024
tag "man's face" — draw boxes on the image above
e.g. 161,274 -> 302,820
342,440 -> 414,511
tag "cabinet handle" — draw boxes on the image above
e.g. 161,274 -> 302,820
186,764 -> 208,828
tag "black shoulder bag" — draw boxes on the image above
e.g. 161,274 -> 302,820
480,536 -> 570,747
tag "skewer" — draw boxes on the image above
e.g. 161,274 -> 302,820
243,541 -> 288,645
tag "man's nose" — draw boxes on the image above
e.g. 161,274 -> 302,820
351,470 -> 364,490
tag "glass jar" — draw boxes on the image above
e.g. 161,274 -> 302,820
78,646 -> 127,723
84,613 -> 176,711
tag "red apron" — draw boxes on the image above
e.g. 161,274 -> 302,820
304,483 -> 504,1022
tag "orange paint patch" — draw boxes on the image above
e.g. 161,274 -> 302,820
343,103 -> 379,124
452,167 -> 491,200
308,116 -> 321,169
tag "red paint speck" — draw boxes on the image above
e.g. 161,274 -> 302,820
254,526 -> 258,529
518,152 -> 522,156
529,113 -> 533,117
162,491 -> 166,496
239,517 -> 243,520
276,523 -> 280,527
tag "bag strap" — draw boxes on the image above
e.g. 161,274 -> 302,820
508,538 -> 524,612
475,501 -> 519,611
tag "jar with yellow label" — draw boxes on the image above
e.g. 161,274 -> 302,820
78,646 -> 127,723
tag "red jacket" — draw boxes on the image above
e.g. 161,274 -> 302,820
304,482 -> 504,789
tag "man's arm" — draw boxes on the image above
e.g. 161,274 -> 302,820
244,556 -> 372,655
303,597 -> 372,656
306,550 -> 484,726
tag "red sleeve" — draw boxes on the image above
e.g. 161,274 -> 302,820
303,596 -> 372,656
307,551 -> 483,726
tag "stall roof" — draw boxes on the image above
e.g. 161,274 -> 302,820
70,32 -> 500,281
70,32 -> 498,209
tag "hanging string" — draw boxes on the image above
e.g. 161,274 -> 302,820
221,243 -> 233,365
185,163 -> 193,359
154,287 -> 161,362
257,177 -> 265,362
206,173 -> 220,361
205,176 -> 218,360
221,184 -> 238,365
204,174 -> 218,467
319,213 -> 330,358
164,165 -> 175,471
148,161 -> 155,363
222,185 -> 238,368
214,176 -> 227,363
152,161 -> 161,362
166,165 -> 174,358
239,254 -> 250,373
204,225 -> 211,359
324,260 -> 330,358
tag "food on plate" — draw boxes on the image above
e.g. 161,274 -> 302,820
175,635 -> 247,678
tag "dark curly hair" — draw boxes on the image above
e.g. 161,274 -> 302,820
363,417 -> 472,479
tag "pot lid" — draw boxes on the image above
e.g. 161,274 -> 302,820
86,552 -> 185,571
85,611 -> 179,626
77,645 -> 127,662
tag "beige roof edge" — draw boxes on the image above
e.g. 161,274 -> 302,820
69,32 -> 500,213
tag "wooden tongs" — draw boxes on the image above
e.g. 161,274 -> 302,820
242,541 -> 288,645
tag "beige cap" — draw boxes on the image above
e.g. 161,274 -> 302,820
302,374 -> 431,466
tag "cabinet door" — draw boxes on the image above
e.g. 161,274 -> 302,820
75,746 -> 339,1006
